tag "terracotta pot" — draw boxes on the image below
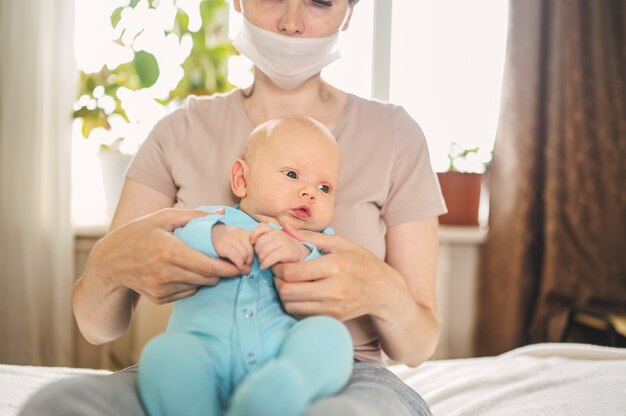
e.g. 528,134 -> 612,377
437,172 -> 482,226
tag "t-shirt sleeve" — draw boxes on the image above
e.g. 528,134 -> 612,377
125,112 -> 181,199
381,108 -> 447,227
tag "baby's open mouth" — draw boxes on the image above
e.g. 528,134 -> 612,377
291,206 -> 311,220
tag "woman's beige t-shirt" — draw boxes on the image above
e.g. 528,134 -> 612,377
127,89 -> 446,362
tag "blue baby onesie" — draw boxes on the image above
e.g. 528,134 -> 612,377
138,206 -> 353,416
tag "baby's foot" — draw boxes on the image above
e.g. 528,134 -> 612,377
227,360 -> 308,416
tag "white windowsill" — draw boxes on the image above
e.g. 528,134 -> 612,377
439,225 -> 488,245
73,223 -> 488,246
73,223 -> 109,238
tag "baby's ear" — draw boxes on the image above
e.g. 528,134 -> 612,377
231,159 -> 248,198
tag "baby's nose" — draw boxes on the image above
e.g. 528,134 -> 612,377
299,186 -> 314,199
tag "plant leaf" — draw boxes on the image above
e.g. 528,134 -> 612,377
74,0 -> 235,140
133,50 -> 160,88
76,108 -> 110,138
174,9 -> 190,35
110,6 -> 125,28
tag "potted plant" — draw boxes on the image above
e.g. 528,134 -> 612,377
72,0 -> 236,219
73,0 -> 235,139
438,142 -> 492,226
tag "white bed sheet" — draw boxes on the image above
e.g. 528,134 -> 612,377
0,365 -> 110,415
390,342 -> 626,416
1,343 -> 625,416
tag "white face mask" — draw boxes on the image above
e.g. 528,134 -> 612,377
233,18 -> 341,91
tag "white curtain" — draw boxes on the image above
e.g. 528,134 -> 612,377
0,0 -> 76,365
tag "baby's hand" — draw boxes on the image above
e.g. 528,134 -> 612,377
212,224 -> 254,273
250,223 -> 311,270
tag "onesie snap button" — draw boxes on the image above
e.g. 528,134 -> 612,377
246,353 -> 257,365
243,309 -> 254,318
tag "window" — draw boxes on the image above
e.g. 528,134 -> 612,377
72,0 -> 508,226
389,1 -> 509,172
229,0 -> 509,174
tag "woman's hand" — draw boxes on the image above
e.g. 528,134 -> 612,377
73,206 -> 241,345
271,224 -> 395,322
274,219 -> 440,367
88,208 -> 241,305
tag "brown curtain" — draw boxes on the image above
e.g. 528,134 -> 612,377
475,0 -> 626,356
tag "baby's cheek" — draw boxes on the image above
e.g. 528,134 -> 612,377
258,193 -> 284,213
317,207 -> 334,230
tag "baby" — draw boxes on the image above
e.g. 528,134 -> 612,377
138,115 -> 353,416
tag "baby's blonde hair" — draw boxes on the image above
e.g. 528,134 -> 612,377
242,115 -> 336,164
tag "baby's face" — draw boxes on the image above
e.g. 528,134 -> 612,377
241,121 -> 340,232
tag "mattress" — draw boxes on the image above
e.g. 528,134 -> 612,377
2,343 -> 625,415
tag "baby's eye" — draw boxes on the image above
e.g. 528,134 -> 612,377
283,170 -> 298,179
319,184 -> 331,194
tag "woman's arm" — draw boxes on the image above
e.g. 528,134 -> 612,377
273,217 -> 440,367
72,178 -> 240,345
376,218 -> 439,366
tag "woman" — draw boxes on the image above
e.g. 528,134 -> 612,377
21,1 -> 445,414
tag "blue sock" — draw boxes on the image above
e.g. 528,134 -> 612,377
227,360 -> 307,416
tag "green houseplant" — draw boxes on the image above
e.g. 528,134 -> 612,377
73,0 -> 236,144
72,0 -> 237,219
438,143 -> 491,226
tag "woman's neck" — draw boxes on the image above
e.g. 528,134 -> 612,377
242,74 -> 347,131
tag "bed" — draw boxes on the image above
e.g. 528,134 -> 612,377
2,342 -> 625,415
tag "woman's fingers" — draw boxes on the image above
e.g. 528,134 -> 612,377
163,288 -> 199,303
137,263 -> 221,304
282,223 -> 350,254
280,301 -> 325,318
126,231 -> 237,304
275,278 -> 351,321
88,207 -> 236,309
274,278 -> 322,302
152,207 -> 224,231
281,223 -> 311,243
169,235 -> 241,278
272,255 -> 333,282
145,286 -> 199,304
273,249 -> 381,322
